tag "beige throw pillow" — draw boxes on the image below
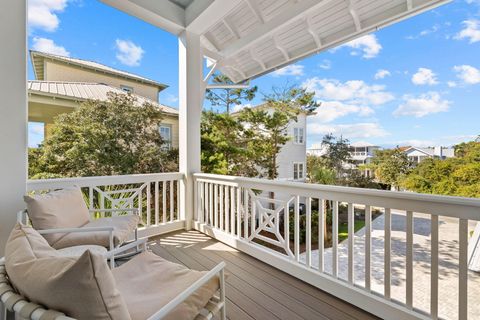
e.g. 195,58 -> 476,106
24,187 -> 91,246
5,223 -> 131,320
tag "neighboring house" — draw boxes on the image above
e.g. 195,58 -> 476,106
28,50 -> 179,149
233,104 -> 310,182
348,141 -> 380,166
401,146 -> 455,164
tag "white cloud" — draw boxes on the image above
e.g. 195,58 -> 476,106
394,139 -> 436,148
231,103 -> 252,113
455,20 -> 480,43
374,69 -> 391,80
32,37 -> 70,56
115,39 -> 144,67
311,101 -> 374,123
453,65 -> 480,84
28,0 -> 68,32
308,122 -> 389,139
302,78 -> 394,106
393,92 -> 450,118
340,34 -> 382,59
411,68 -> 438,86
319,60 -> 331,70
271,64 -> 304,77
447,81 -> 457,88
406,24 -> 440,40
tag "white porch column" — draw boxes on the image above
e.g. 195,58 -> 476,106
0,1 -> 28,255
178,31 -> 203,229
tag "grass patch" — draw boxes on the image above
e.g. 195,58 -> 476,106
338,220 -> 366,242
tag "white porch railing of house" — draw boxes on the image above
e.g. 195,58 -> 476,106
27,173 -> 185,239
193,173 -> 480,320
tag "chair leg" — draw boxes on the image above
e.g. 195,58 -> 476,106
220,269 -> 226,320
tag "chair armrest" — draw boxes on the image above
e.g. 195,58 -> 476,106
89,208 -> 139,216
36,226 -> 114,235
104,238 -> 147,260
146,262 -> 226,320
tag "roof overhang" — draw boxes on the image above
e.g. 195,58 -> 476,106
101,0 -> 451,83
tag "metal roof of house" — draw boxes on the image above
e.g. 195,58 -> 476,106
103,0 -> 450,83
350,141 -> 379,148
30,51 -> 168,90
28,80 -> 178,115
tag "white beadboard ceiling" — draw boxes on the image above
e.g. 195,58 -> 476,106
102,0 -> 451,83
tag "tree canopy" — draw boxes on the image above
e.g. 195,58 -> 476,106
205,74 -> 258,113
29,93 -> 178,178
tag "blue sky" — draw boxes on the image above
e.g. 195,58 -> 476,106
28,0 -> 480,148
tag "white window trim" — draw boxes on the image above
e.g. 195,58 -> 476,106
159,124 -> 172,149
293,127 -> 304,145
293,162 -> 305,180
120,85 -> 134,93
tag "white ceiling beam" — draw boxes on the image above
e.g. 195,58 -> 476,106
347,0 -> 362,32
219,0 -> 336,58
273,35 -> 290,61
249,48 -> 266,70
100,0 -> 185,35
202,46 -> 224,63
245,0 -> 265,24
223,18 -> 241,39
306,17 -> 322,47
203,32 -> 221,51
206,83 -> 250,89
407,0 -> 413,10
186,0 -> 243,35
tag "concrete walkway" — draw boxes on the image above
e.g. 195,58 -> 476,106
300,211 -> 480,320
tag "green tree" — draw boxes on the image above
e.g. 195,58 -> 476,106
239,86 -> 320,179
306,155 -> 336,184
30,93 -> 178,178
372,148 -> 413,189
205,74 -> 258,113
320,134 -> 351,177
201,111 -> 257,176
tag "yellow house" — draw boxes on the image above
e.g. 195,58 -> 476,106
28,50 -> 179,148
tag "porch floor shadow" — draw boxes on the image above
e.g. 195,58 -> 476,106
148,230 -> 379,320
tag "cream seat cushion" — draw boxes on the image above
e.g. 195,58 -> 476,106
112,251 -> 220,320
52,214 -> 140,249
5,223 -> 131,320
24,187 -> 90,246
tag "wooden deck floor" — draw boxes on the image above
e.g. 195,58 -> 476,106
148,230 -> 379,320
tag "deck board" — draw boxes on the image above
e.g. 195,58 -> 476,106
149,230 -> 379,320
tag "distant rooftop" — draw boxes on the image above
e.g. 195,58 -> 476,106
28,80 -> 178,115
350,141 -> 379,148
30,50 -> 168,91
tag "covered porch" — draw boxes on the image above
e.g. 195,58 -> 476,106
2,0 -> 479,320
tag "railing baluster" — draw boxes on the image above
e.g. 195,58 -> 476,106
406,210 -> 413,308
204,183 -> 209,224
230,186 -> 235,235
146,183 -> 151,227
199,182 -> 204,224
318,199 -> 324,273
138,187 -> 142,222
220,185 -> 224,231
154,181 -> 159,225
348,203 -> 354,284
332,201 -> 338,277
251,192 -> 256,236
294,195 -> 300,262
225,186 -> 230,233
244,189 -> 249,239
162,181 -> 167,223
89,187 -> 94,210
236,187 -> 241,238
430,214 -> 439,319
214,184 -> 218,228
209,183 -> 213,226
385,208 -> 391,299
365,205 -> 372,291
285,197 -> 290,256
176,180 -> 180,220
170,180 -> 174,222
306,197 -> 312,268
459,218 -> 468,320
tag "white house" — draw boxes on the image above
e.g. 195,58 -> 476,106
402,146 -> 455,164
349,141 -> 381,166
234,103 -> 309,182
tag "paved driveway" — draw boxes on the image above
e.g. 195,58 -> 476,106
301,211 -> 480,320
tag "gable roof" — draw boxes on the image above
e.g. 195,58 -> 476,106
30,50 -> 168,91
28,80 -> 178,115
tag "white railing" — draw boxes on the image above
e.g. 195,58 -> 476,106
27,172 -> 185,238
193,173 -> 480,320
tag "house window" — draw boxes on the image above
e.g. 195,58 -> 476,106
293,162 -> 304,180
159,124 -> 172,149
294,128 -> 304,144
120,85 -> 134,93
